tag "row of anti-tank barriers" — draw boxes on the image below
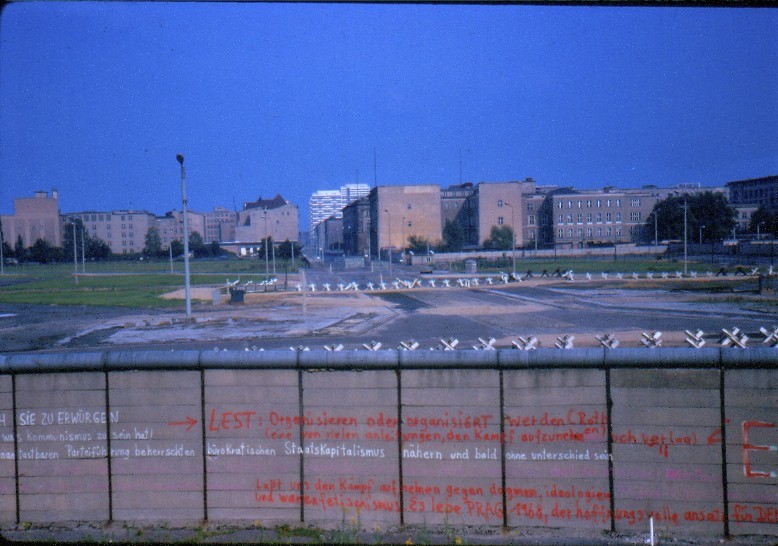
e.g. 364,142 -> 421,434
0,347 -> 776,539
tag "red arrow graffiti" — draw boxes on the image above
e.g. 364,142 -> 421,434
168,416 -> 198,431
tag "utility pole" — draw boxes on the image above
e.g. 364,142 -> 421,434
505,202 -> 516,274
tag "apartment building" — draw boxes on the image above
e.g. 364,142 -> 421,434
308,184 -> 370,228
470,181 -> 525,247
235,194 -> 299,244
1,190 -> 62,248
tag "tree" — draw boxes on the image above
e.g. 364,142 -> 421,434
86,237 -> 112,260
170,239 -> 184,257
189,231 -> 207,258
15,236 -> 26,262
62,218 -> 84,262
276,239 -> 300,259
483,226 -> 514,250
0,217 -> 10,259
143,227 -> 163,257
29,239 -> 62,264
645,191 -> 736,243
407,235 -> 431,254
441,219 -> 464,252
749,206 -> 778,238
209,241 -> 223,257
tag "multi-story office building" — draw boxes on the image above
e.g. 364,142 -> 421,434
204,206 -> 237,243
308,184 -> 371,229
156,210 -> 207,251
235,194 -> 299,244
550,188 -> 659,247
726,175 -> 778,211
68,209 -> 156,255
1,190 -> 62,248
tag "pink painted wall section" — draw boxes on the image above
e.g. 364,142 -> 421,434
109,371 -> 203,521
503,369 -> 609,529
0,376 -> 14,522
16,373 -> 109,522
611,370 -> 723,534
0,366 -> 775,536
725,370 -> 778,535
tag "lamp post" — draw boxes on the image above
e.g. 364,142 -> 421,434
262,212 -> 269,279
699,225 -> 705,245
505,202 -> 516,274
384,209 -> 392,278
0,221 -> 4,275
81,226 -> 86,274
401,216 -> 406,265
176,154 -> 192,318
757,221 -> 765,240
71,220 -> 78,276
683,199 -> 688,276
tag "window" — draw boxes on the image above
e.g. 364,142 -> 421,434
529,229 -> 535,239
597,227 -> 602,237
577,200 -> 582,208
606,199 -> 611,207
587,227 -> 593,237
615,199 -> 621,207
558,214 -> 563,224
631,211 -> 641,221
586,200 -> 592,208
407,203 -> 412,210
121,215 -> 126,221
616,212 -> 621,222
527,202 -> 534,211
567,201 -> 573,209
566,214 -> 573,223
122,224 -> 126,229
577,228 -> 583,237
128,215 -> 133,220
528,215 -> 535,225
558,228 -> 564,238
596,212 -> 602,222
606,212 -> 611,222
577,213 -> 582,223
568,228 -> 573,237
587,213 -> 592,223
596,200 -> 601,207
616,227 -> 622,236
631,199 -> 641,207
498,216 -> 504,224
498,199 -> 503,207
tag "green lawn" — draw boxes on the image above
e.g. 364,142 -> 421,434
0,259 -> 287,308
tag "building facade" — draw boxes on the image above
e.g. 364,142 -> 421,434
369,185 -> 442,255
235,195 -> 299,244
342,197 -> 371,257
470,181 -> 526,248
726,175 -> 778,211
1,190 -> 62,249
156,210 -> 207,251
68,209 -> 156,255
204,206 -> 237,243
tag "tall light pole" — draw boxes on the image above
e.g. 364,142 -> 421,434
757,221 -> 765,240
71,220 -> 78,276
699,225 -> 705,245
81,226 -> 86,273
384,209 -> 392,278
0,220 -> 4,275
505,202 -> 516,274
176,154 -> 192,318
262,211 -> 269,279
683,199 -> 688,276
401,216 -> 406,265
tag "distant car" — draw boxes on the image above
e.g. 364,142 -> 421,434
3,258 -> 19,266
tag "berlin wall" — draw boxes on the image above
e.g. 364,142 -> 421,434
0,348 -> 775,538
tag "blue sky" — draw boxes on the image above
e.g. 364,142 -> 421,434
1,2 -> 776,229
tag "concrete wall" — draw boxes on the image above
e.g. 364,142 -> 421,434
0,349 -> 775,537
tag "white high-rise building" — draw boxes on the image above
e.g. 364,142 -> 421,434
308,184 -> 370,229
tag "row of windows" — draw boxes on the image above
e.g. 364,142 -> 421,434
556,211 -> 643,224
558,226 -> 624,238
556,198 -> 641,209
77,214 -> 135,222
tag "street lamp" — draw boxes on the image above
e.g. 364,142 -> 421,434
384,209 -> 392,278
757,221 -> 765,240
262,211 -> 269,279
683,199 -> 688,276
504,202 -> 516,274
699,225 -> 705,245
176,153 -> 192,318
401,216 -> 406,265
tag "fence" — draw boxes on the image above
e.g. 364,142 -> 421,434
0,348 -> 776,537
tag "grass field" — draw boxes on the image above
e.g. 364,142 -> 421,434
0,258 -> 291,308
